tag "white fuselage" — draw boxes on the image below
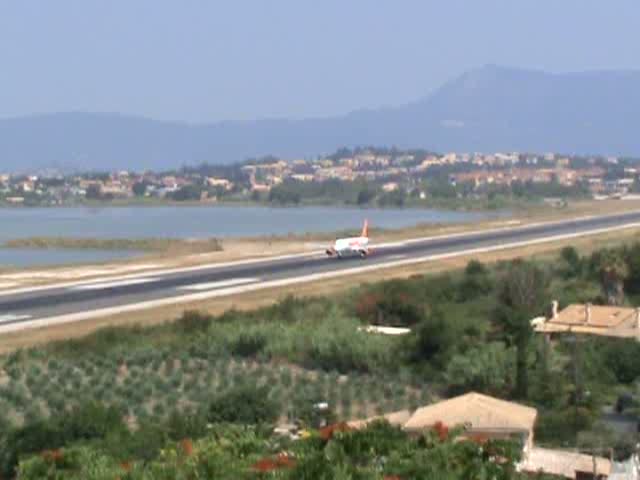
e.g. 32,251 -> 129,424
333,236 -> 369,257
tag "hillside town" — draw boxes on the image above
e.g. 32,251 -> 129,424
1,148 -> 638,206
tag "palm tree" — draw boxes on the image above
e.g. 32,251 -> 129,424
495,261 -> 549,399
596,249 -> 628,305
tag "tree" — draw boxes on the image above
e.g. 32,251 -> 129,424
268,184 -> 301,205
458,260 -> 493,301
410,308 -> 456,367
593,248 -> 628,305
560,246 -> 581,278
601,338 -> 640,383
445,343 -> 514,396
132,181 -> 148,197
85,183 -> 102,200
623,242 -> 640,294
495,261 -> 549,399
171,184 -> 202,201
356,188 -> 376,205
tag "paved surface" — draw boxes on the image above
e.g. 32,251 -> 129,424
1,211 -> 640,329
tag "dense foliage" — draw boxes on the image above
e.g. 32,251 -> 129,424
2,239 -> 640,476
13,420 -> 562,480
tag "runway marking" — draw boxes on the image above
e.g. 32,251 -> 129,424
178,278 -> 260,291
385,254 -> 408,260
1,210 -> 639,298
0,252 -> 320,297
377,241 -> 407,248
71,278 -> 159,290
4,220 -> 640,335
0,314 -> 32,324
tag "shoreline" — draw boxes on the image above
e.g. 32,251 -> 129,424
0,198 -> 638,275
0,199 -> 508,210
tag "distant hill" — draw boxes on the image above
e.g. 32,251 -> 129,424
2,65 -> 640,172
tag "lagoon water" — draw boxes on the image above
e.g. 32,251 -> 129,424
0,206 -> 503,267
0,248 -> 140,268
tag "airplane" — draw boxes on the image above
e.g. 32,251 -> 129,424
326,220 -> 370,259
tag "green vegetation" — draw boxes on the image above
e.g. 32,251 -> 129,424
12,420 -> 560,480
265,176 -> 588,210
2,239 -> 640,476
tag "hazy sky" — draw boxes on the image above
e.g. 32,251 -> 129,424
1,1 -> 639,122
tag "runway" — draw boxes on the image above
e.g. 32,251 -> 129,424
1,210 -> 640,333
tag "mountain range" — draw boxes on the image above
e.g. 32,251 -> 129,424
2,65 -> 640,172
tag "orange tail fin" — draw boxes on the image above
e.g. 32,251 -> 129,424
361,219 -> 369,238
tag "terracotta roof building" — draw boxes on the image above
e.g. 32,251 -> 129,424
345,392 -> 613,479
519,447 -> 611,479
533,301 -> 640,339
402,392 -> 538,451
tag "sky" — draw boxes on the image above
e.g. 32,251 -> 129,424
1,0 -> 639,123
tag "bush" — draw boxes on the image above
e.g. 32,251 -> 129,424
230,331 -> 267,357
166,409 -> 208,441
299,315 -> 396,373
174,310 -> 213,334
207,384 -> 279,425
354,280 -> 425,326
465,260 -> 488,276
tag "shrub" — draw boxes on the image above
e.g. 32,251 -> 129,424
207,384 -> 279,425
465,260 -> 488,276
231,331 -> 267,357
174,310 -> 214,334
354,281 -> 424,327
0,401 -> 125,477
166,409 -> 208,441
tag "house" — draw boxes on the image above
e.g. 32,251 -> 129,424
519,447 -> 611,479
533,301 -> 640,340
603,178 -> 635,196
347,392 -> 613,479
402,392 -> 538,452
206,177 -> 234,191
609,455 -> 639,480
290,174 -> 314,182
251,183 -> 271,193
